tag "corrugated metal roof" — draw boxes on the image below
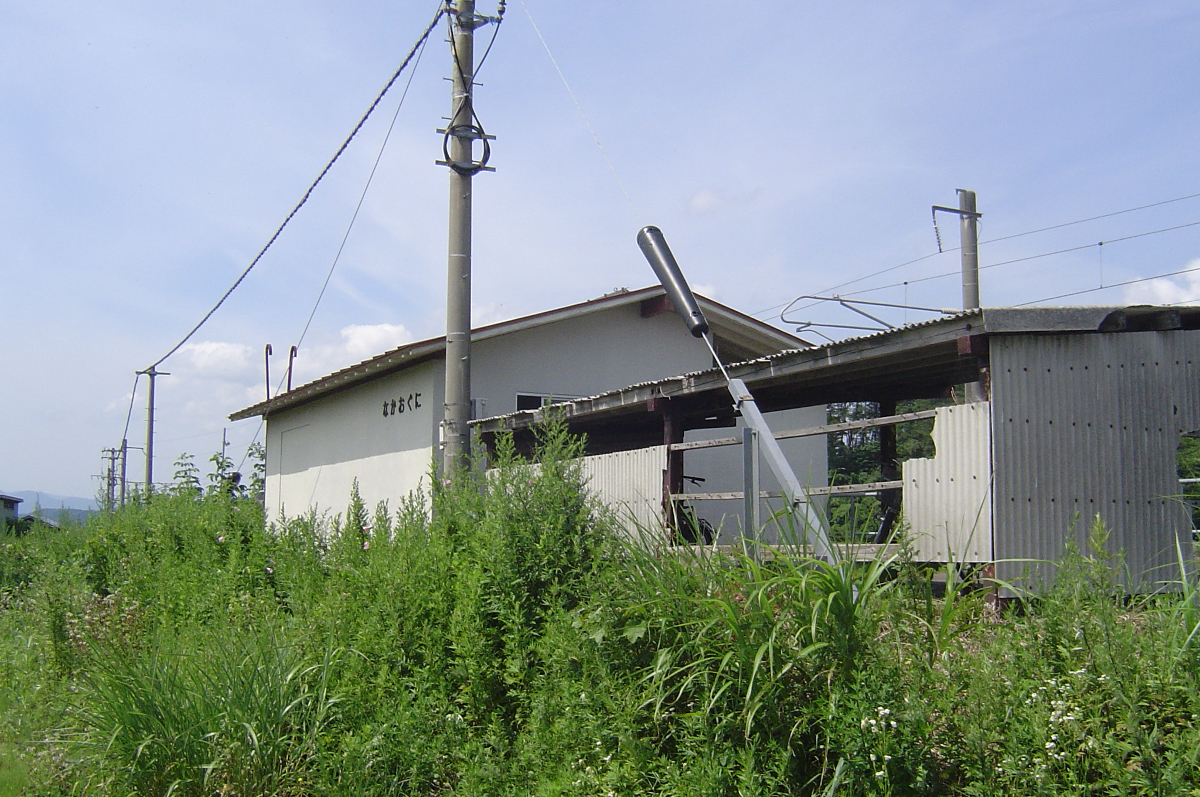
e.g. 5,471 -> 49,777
474,308 -> 983,431
472,304 -> 1200,435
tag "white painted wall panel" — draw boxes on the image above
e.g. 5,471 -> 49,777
472,304 -> 713,416
902,402 -> 993,562
264,359 -> 442,522
579,445 -> 667,542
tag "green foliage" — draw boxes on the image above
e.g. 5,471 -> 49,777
171,452 -> 202,496
1177,434 -> 1200,531
4,433 -> 1200,795
827,399 -> 942,541
75,626 -> 339,796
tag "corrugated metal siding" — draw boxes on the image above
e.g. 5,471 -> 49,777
903,402 -> 994,562
991,330 -> 1200,591
580,445 -> 667,541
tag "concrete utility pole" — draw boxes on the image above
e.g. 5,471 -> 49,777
442,0 -> 484,472
102,448 -> 119,511
958,189 -> 980,311
932,189 -> 983,311
138,366 -> 167,492
119,438 -> 128,506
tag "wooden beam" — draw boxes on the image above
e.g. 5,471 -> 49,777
641,295 -> 674,318
668,409 -> 938,452
673,480 -> 902,501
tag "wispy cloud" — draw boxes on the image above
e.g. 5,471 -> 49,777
1122,260 -> 1200,305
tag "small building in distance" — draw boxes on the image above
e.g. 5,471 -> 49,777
231,287 -> 826,527
1,494 -> 21,529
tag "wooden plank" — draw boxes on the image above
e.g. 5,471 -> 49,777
665,543 -> 903,563
668,409 -> 939,452
808,480 -> 903,497
672,480 -> 902,502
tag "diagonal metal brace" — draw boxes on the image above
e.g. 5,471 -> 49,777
726,377 -> 838,565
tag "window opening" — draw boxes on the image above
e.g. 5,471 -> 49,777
515,393 -> 580,413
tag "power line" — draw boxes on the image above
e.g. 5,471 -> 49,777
754,189 -> 1200,319
520,0 -> 641,223
982,191 -> 1200,244
145,4 -> 447,372
294,25 -> 433,354
1015,262 -> 1200,306
758,249 -> 952,319
234,8 -> 437,478
837,218 -> 1200,299
120,372 -> 141,441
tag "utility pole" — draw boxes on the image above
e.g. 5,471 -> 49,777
138,366 -> 168,493
440,0 -> 496,473
958,189 -> 980,311
119,438 -> 128,506
933,190 -> 984,400
101,447 -> 119,511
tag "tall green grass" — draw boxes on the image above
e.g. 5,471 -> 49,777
1,425 -> 1200,794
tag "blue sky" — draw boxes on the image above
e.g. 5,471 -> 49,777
3,0 -> 1199,499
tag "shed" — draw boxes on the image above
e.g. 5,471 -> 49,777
231,287 -> 825,524
475,305 -> 1200,592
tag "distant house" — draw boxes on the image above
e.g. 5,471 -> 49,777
1,494 -> 20,528
231,287 -> 825,525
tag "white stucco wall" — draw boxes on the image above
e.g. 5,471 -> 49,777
264,359 -> 443,522
472,303 -> 713,416
259,300 -> 808,526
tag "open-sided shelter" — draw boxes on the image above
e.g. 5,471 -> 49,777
476,305 -> 1200,592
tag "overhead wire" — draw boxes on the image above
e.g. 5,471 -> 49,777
294,26 -> 433,355
120,372 -> 142,442
444,3 -> 501,176
1014,262 -> 1200,306
835,218 -> 1200,299
144,4 -> 447,372
982,191 -> 1200,245
754,190 -> 1200,319
234,14 -> 437,476
519,0 -> 641,223
118,3 -> 445,477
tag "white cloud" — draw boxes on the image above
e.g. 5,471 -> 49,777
688,186 -> 763,215
177,341 -> 254,377
290,322 -> 415,385
1122,260 -> 1200,305
339,323 -> 413,360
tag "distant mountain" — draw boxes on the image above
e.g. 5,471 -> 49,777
7,491 -> 98,524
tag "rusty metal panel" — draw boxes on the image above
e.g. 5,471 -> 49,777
580,445 -> 667,541
990,330 -> 1200,592
902,402 -> 994,563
